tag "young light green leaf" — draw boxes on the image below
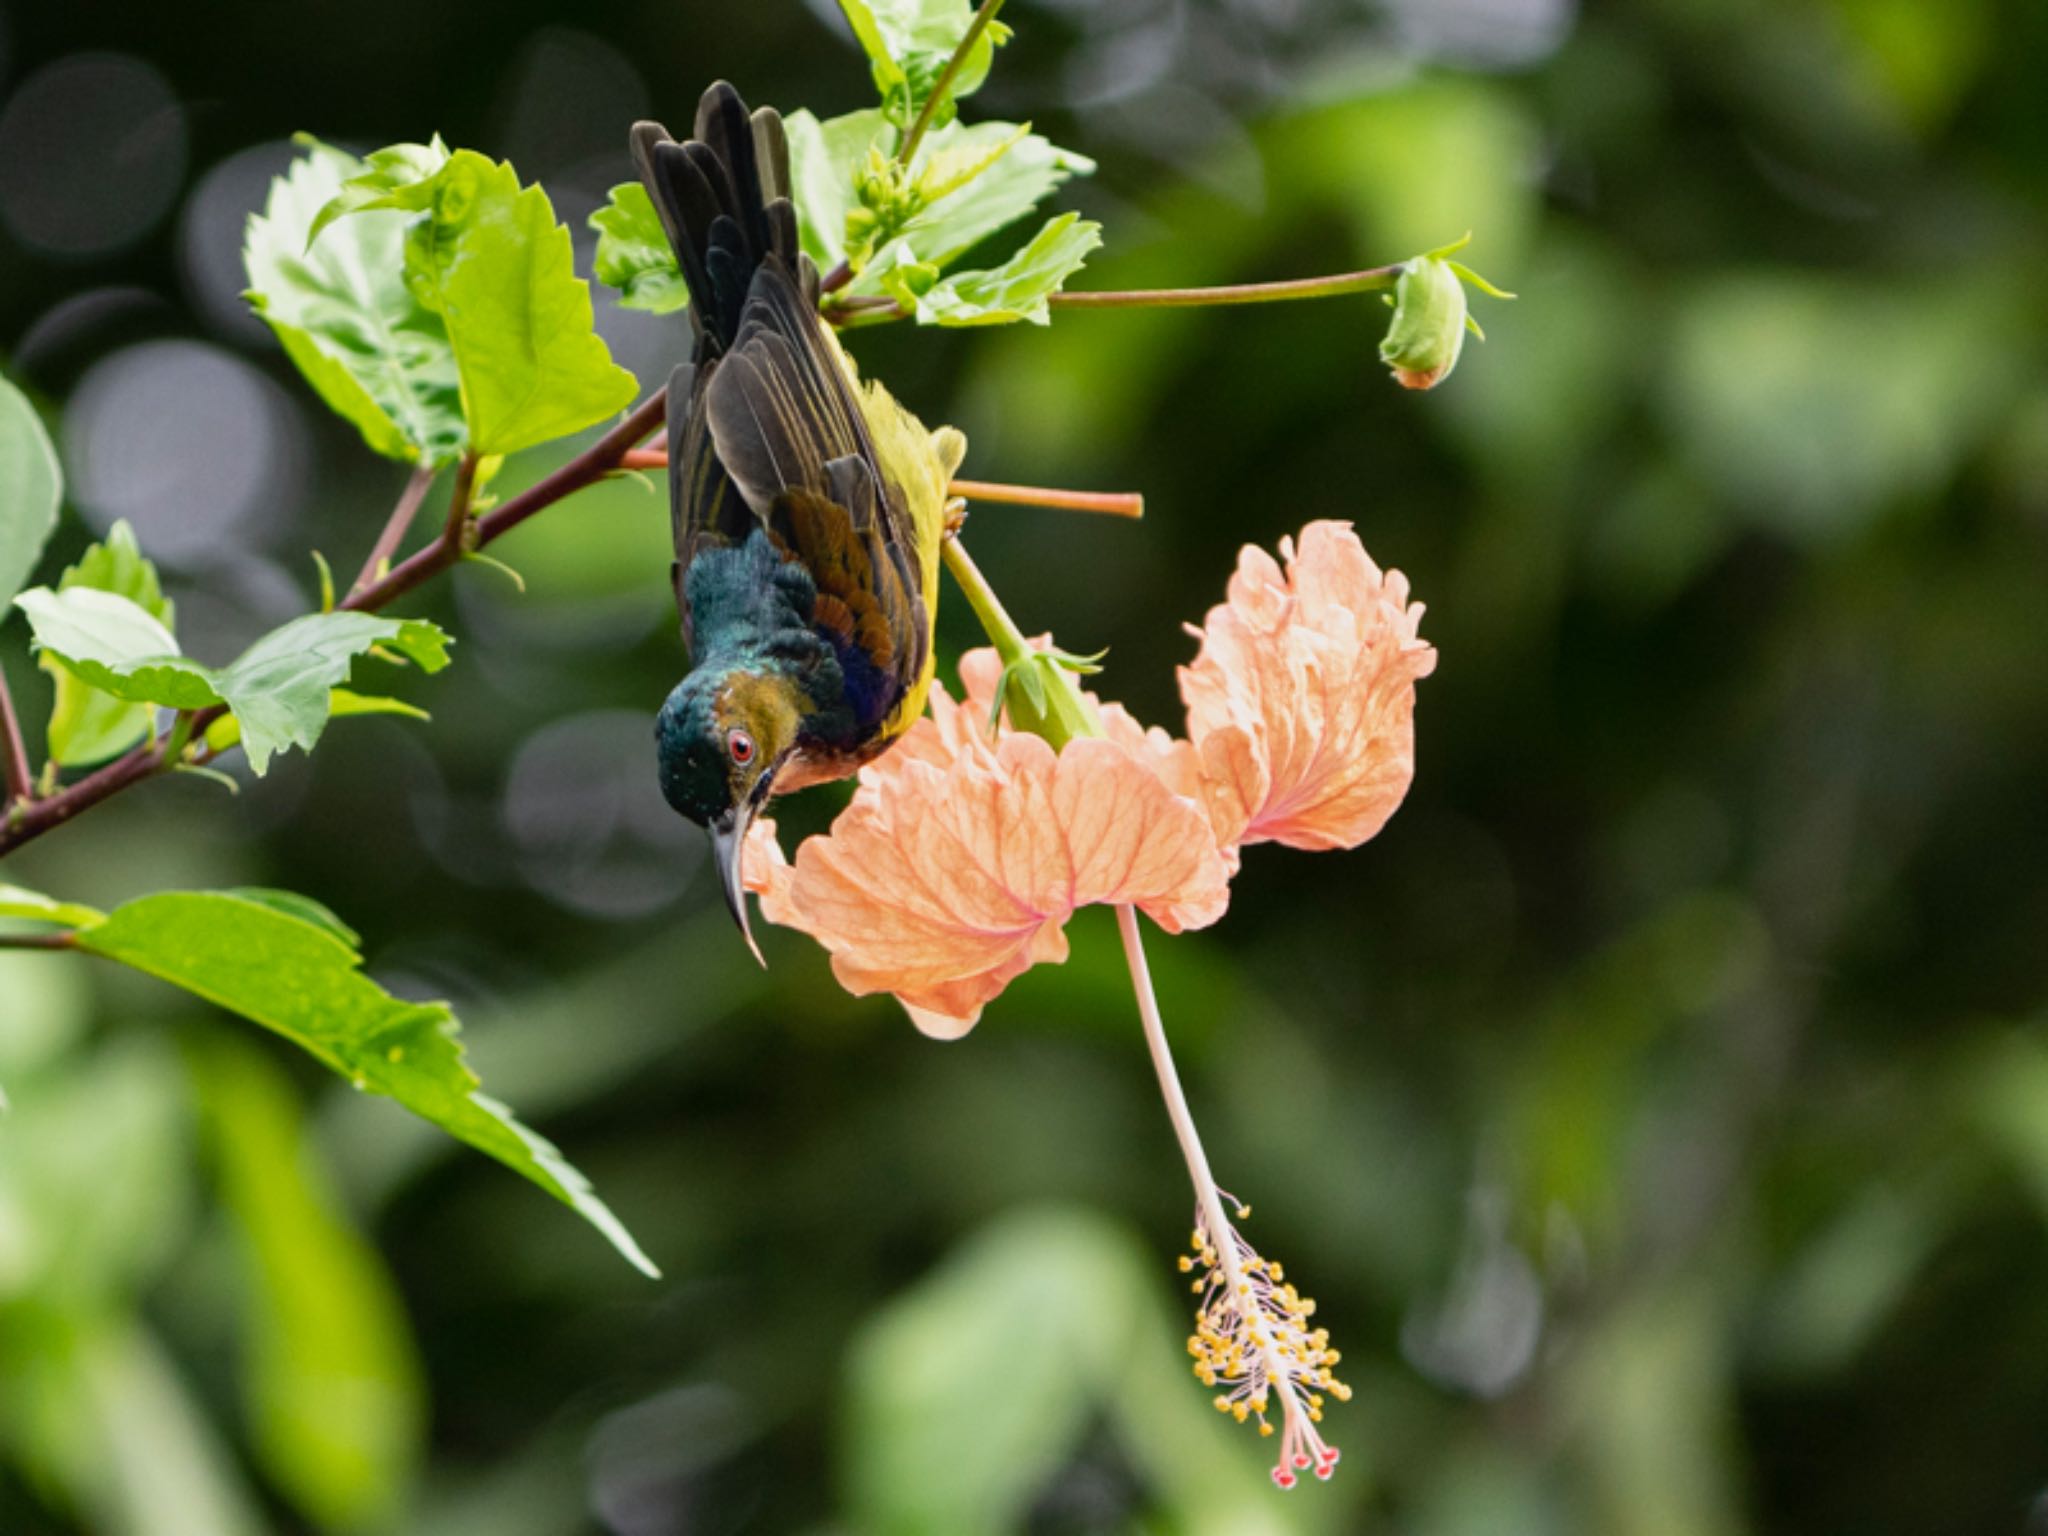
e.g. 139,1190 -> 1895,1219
37,521 -> 177,767
20,589 -> 451,774
246,139 -> 466,465
393,151 -> 638,456
589,182 -> 690,315
0,883 -> 106,929
785,107 -> 891,269
74,890 -> 658,1277
837,0 -> 1012,129
0,373 -> 63,621
791,111 -> 1092,290
192,1040 -> 424,1529
303,136 -> 450,248
202,689 -> 430,757
905,213 -> 1102,326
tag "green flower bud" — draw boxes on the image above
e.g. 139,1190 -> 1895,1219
1378,234 -> 1514,392
1380,256 -> 1468,390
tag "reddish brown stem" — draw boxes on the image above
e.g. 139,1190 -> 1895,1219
0,667 -> 33,807
0,391 -> 668,860
0,929 -> 77,950
951,477 -> 1143,519
349,464 -> 437,598
618,450 -> 1140,520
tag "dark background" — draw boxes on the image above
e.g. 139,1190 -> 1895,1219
3,0 -> 2047,1532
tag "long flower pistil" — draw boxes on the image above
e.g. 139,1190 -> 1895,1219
1182,1199 -> 1348,1487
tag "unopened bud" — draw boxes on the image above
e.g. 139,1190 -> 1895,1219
1378,234 -> 1513,391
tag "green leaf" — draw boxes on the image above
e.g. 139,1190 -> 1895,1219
3,1316 -> 269,1536
303,136 -> 450,247
74,890 -> 658,1277
193,1040 -> 424,1529
837,0 -> 1012,129
36,521 -> 177,768
0,373 -> 63,621
19,589 -> 452,775
0,883 -> 106,929
799,110 -> 1093,288
784,108 -> 890,270
589,182 -> 690,315
905,213 -> 1102,326
891,122 -> 1093,273
387,150 -> 638,456
246,139 -> 466,465
202,687 -> 430,757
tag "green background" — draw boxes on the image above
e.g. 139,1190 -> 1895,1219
3,0 -> 2047,1531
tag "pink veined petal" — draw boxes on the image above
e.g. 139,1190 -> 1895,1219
751,704 -> 1230,1026
1181,520 -> 1435,853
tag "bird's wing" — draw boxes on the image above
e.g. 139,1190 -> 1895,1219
634,84 -> 808,648
702,264 -> 932,732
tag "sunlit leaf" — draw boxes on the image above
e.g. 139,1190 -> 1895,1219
386,150 -> 638,456
201,688 -> 430,757
303,136 -> 450,247
899,213 -> 1102,326
246,139 -> 466,465
0,883 -> 106,929
19,589 -> 451,774
837,0 -> 1012,129
0,373 -> 62,621
72,890 -> 658,1277
193,1040 -> 424,1529
34,521 -> 177,768
589,182 -> 690,315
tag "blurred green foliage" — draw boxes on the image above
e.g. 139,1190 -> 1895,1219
2,0 -> 2047,1532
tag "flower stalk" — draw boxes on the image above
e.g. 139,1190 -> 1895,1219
937,526 -> 1351,1488
1117,905 -> 1346,1487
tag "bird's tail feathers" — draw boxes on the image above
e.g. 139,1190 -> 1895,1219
632,82 -> 810,355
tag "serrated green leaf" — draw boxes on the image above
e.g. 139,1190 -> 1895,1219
202,688 -> 430,757
303,136 -> 450,248
909,213 -> 1102,326
192,1040 -> 423,1528
392,150 -> 638,456
589,182 -> 690,315
0,883 -> 106,930
19,589 -> 451,775
0,373 -> 63,622
74,890 -> 657,1277
786,109 -> 1092,291
247,139 -> 466,465
36,521 -> 176,767
785,108 -> 889,270
890,122 -> 1092,273
837,0 -> 1012,129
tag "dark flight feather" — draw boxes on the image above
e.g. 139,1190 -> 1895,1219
634,82 -> 935,736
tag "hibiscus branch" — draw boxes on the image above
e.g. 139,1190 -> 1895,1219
1116,903 -> 1343,1488
896,0 -> 1007,167
349,463 -> 437,598
0,392 -> 668,861
950,478 -> 1143,519
0,670 -> 33,808
820,263 -> 1407,328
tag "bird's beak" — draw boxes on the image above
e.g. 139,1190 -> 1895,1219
709,806 -> 766,968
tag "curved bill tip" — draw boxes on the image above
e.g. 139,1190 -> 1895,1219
709,811 -> 767,968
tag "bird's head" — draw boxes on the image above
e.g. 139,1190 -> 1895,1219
656,667 -> 804,963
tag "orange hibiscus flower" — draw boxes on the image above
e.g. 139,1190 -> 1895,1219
745,520 -> 1433,1037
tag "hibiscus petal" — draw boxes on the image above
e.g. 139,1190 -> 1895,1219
1182,520 -> 1435,852
752,701 -> 1229,1028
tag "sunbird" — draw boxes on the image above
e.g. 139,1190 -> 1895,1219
634,83 -> 965,959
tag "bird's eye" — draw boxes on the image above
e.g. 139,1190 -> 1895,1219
727,728 -> 756,766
